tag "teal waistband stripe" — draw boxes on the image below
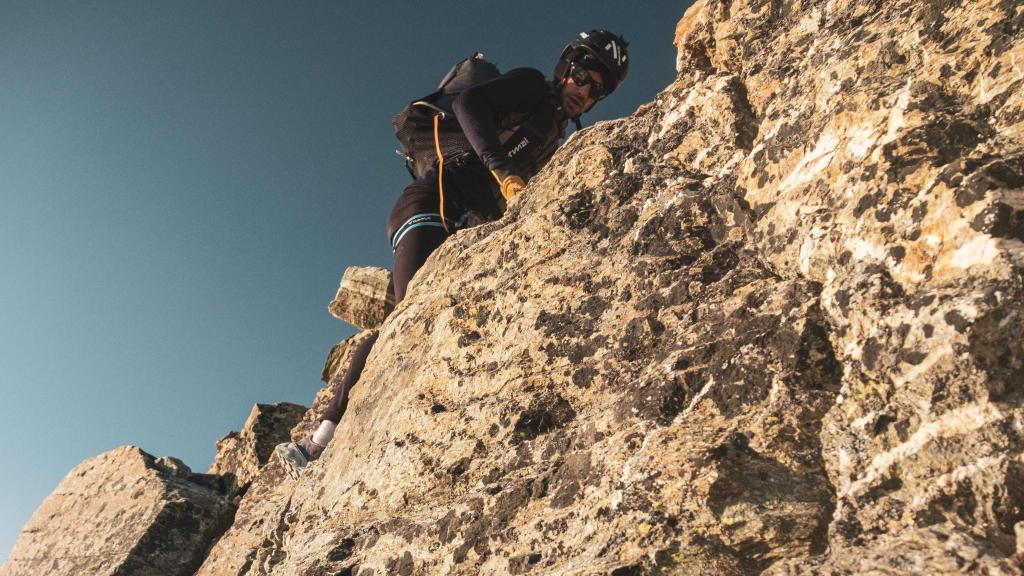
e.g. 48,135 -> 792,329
390,211 -> 472,251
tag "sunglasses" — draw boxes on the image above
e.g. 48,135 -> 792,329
568,62 -> 610,101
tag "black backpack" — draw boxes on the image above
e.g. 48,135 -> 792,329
392,53 -> 501,180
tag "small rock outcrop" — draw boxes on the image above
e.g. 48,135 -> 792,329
208,402 -> 307,496
0,447 -> 234,576
328,266 -> 395,330
195,0 -> 1023,572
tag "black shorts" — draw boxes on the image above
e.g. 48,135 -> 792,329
387,159 -> 501,251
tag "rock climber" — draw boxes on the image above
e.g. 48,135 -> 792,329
278,29 -> 630,468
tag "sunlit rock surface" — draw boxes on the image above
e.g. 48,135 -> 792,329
329,266 -> 396,330
673,0 -> 1024,572
8,0 -> 1024,574
208,402 -> 307,497
196,0 -> 1023,572
0,447 -> 234,576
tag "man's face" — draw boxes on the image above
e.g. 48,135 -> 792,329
560,66 -> 606,119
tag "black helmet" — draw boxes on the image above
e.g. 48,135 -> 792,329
554,30 -> 629,93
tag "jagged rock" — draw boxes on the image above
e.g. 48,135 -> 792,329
208,402 -> 307,495
193,447 -> 317,576
195,332 -> 377,575
328,266 -> 395,330
0,446 -> 234,576
202,148 -> 842,574
154,455 -> 192,477
766,523 -> 1021,574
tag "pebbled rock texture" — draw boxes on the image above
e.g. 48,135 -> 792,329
0,446 -> 235,576
290,330 -> 378,442
674,0 -> 1024,572
195,330 -> 376,575
329,266 -> 396,330
208,402 -> 308,497
193,0 -> 1023,573
10,0 -> 1024,574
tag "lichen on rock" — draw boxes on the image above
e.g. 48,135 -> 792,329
6,0 -> 1024,574
208,402 -> 308,497
329,266 -> 396,330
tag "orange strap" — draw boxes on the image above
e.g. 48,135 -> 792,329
433,114 -> 450,233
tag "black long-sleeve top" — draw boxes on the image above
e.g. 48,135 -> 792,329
452,67 -> 567,181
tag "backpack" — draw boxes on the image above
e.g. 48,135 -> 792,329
392,53 -> 501,180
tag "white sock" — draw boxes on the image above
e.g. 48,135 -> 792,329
311,420 -> 337,447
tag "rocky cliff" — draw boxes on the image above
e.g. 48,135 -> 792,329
4,0 -> 1024,574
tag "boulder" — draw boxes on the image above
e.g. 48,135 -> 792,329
328,266 -> 395,330
0,446 -> 234,576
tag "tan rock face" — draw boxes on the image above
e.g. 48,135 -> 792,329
14,1 -> 1024,574
193,1 -> 1022,573
193,332 -> 379,575
200,106 -> 845,573
329,266 -> 395,330
208,402 -> 307,495
0,447 -> 234,576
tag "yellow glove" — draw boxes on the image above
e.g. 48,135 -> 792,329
500,175 -> 526,200
492,171 -> 526,201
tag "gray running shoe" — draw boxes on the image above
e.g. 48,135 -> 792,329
298,436 -> 326,461
275,442 -> 308,479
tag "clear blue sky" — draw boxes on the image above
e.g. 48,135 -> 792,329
0,1 -> 687,559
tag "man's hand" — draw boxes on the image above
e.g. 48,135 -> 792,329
492,170 -> 526,201
500,175 -> 526,200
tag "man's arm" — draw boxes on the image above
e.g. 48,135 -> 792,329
451,67 -> 550,175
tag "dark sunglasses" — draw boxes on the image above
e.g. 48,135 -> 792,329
568,62 -> 610,101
